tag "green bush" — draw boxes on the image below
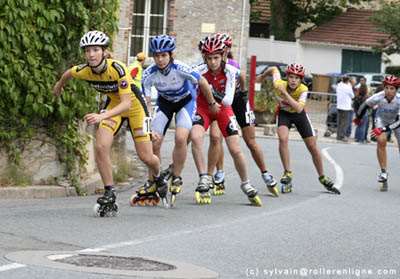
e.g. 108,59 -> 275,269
254,79 -> 278,114
385,66 -> 400,76
0,0 -> 120,190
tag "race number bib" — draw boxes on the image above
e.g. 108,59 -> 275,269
143,117 -> 152,134
245,111 -> 255,124
229,116 -> 239,131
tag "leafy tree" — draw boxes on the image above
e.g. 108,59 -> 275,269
371,2 -> 400,55
270,0 -> 372,41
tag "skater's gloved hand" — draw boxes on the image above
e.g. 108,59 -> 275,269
371,127 -> 384,137
353,118 -> 362,126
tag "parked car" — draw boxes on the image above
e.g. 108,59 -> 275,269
256,61 -> 287,77
346,72 -> 385,90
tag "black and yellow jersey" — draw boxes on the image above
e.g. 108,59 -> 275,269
272,71 -> 308,113
70,59 -> 132,102
70,59 -> 150,143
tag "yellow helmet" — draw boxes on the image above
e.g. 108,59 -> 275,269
136,52 -> 146,61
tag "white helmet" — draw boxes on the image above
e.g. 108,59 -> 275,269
79,31 -> 110,48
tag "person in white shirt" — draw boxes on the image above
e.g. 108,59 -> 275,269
336,76 -> 354,141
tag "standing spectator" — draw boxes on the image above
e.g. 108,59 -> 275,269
128,52 -> 146,91
346,77 -> 357,138
354,84 -> 369,143
336,76 -> 354,141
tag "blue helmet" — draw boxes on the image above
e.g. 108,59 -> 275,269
150,35 -> 176,53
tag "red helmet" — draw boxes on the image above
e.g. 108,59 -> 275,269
201,36 -> 226,55
198,39 -> 205,51
215,33 -> 232,48
286,63 -> 305,78
383,75 -> 400,88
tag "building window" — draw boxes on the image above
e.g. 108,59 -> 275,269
249,22 -> 270,38
130,0 -> 167,58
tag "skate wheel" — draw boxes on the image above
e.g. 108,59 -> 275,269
144,199 -> 154,206
159,197 -> 169,208
129,195 -> 137,207
268,186 -> 279,197
111,203 -> 119,217
380,182 -> 388,192
93,203 -> 101,217
194,192 -> 201,204
170,195 -> 176,207
281,184 -> 292,194
249,195 -> 262,207
137,199 -> 146,206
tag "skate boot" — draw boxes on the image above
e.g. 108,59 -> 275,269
319,175 -> 341,195
160,164 -> 173,183
169,175 -> 183,207
94,187 -> 118,217
240,181 -> 262,206
130,180 -> 160,206
378,171 -> 388,192
155,175 -> 169,208
280,171 -> 293,194
212,170 -> 225,196
195,175 -> 212,205
262,171 -> 279,197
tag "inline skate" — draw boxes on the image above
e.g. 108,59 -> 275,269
280,171 -> 293,194
378,171 -> 388,192
319,175 -> 341,195
240,181 -> 262,206
130,180 -> 160,206
195,175 -> 212,204
262,171 -> 279,197
94,187 -> 118,217
169,175 -> 182,207
212,171 -> 225,196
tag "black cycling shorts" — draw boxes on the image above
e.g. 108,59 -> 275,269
231,91 -> 255,128
277,109 -> 315,138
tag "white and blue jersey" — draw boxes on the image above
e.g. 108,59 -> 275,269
364,91 -> 400,145
142,60 -> 200,136
366,91 -> 400,125
142,60 -> 200,103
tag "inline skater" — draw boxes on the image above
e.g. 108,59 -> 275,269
53,31 -> 167,215
131,35 -> 219,207
259,64 -> 340,194
354,75 -> 400,191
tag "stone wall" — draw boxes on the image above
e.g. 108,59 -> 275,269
116,0 -> 250,68
113,0 -> 134,65
172,0 -> 250,68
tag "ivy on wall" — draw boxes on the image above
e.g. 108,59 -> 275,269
0,0 -> 120,191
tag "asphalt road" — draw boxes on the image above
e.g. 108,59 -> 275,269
0,133 -> 399,279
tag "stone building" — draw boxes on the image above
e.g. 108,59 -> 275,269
113,0 -> 250,68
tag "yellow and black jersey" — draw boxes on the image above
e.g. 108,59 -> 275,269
70,59 -> 150,143
273,79 -> 308,113
70,59 -> 132,102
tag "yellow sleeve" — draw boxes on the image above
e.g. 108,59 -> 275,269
298,84 -> 309,105
111,60 -> 132,96
70,64 -> 90,80
273,79 -> 286,88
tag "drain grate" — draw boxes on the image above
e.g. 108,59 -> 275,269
55,254 -> 176,271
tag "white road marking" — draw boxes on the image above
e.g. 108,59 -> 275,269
322,147 -> 344,189
0,263 -> 26,272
